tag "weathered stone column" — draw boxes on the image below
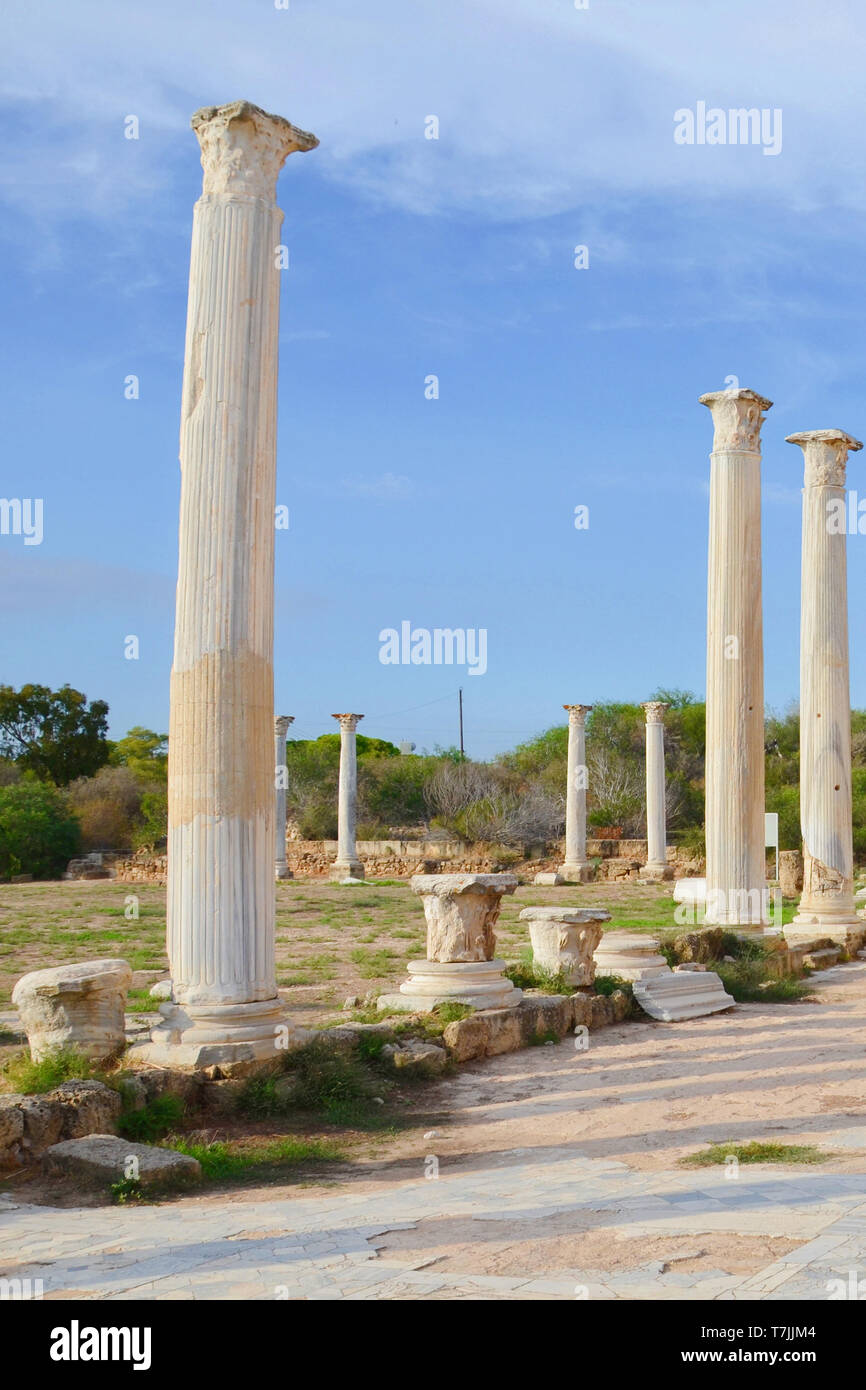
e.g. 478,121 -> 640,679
330,714 -> 364,879
274,715 -> 294,880
559,704 -> 593,883
700,388 -> 771,929
640,702 -> 672,881
786,429 -> 864,945
138,102 -> 318,1068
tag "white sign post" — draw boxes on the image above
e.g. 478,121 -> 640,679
765,812 -> 779,885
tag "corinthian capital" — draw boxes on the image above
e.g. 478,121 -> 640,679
331,713 -> 364,732
274,715 -> 294,738
786,429 -> 863,488
641,702 -> 668,724
699,387 -> 772,453
563,704 -> 592,726
191,100 -> 318,199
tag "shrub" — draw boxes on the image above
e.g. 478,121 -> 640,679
281,1039 -> 382,1118
3,1045 -> 97,1094
66,765 -> 144,851
0,777 -> 81,880
116,1093 -> 185,1142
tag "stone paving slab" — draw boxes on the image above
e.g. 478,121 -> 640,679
3,1145 -> 866,1301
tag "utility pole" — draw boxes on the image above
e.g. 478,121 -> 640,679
458,687 -> 465,758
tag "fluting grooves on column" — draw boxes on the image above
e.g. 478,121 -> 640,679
559,705 -> 592,883
134,102 -> 319,1069
701,388 -> 771,928
787,429 -> 864,945
640,702 -> 671,880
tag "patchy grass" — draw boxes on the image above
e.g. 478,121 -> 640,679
1,1045 -> 101,1095
168,1135 -> 344,1181
680,1141 -> 828,1168
714,957 -> 811,1003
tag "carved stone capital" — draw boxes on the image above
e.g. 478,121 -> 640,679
191,100 -> 318,200
331,713 -> 364,732
699,387 -> 772,453
786,429 -> 863,488
274,715 -> 294,738
641,701 -> 668,724
563,704 -> 592,726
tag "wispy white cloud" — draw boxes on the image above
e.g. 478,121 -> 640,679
2,0 -> 866,233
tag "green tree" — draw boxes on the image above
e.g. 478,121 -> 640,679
0,684 -> 110,786
109,727 -> 168,782
0,777 -> 81,879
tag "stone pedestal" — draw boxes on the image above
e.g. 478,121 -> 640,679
593,931 -> 669,981
274,715 -> 294,880
133,102 -> 318,1070
700,387 -> 772,930
378,873 -> 521,1012
639,702 -> 673,881
13,960 -> 132,1063
519,907 -> 611,985
330,713 -> 364,880
785,430 -> 864,947
559,704 -> 593,882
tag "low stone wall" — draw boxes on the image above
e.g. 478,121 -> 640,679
109,839 -> 704,884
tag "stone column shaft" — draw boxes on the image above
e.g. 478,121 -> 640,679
560,704 -> 592,882
640,702 -> 671,880
274,715 -> 294,880
331,714 -> 364,878
700,388 -> 771,927
788,429 -> 863,940
144,102 -> 317,1066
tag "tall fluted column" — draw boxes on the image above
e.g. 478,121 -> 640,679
787,429 -> 863,943
138,102 -> 318,1068
640,702 -> 672,881
331,714 -> 364,879
559,705 -> 593,883
700,388 -> 771,929
274,715 -> 294,880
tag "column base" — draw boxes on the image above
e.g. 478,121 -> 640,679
785,912 -> 866,949
558,863 -> 594,884
330,860 -> 364,882
639,862 -> 674,883
275,864 -> 294,881
377,959 -> 522,1014
127,997 -> 293,1073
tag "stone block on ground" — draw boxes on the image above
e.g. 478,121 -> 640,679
779,850 -> 804,898
380,1040 -> 447,1075
801,946 -> 843,971
0,1096 -> 24,1160
533,872 -> 563,886
671,927 -> 724,963
51,1080 -> 123,1138
673,877 -> 706,905
632,971 -> 734,1022
42,1134 -> 200,1187
12,959 -> 133,1062
518,994 -> 574,1043
442,1014 -> 488,1062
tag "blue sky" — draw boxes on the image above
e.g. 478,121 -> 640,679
2,0 -> 866,758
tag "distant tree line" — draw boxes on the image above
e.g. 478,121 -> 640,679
4,681 -> 866,880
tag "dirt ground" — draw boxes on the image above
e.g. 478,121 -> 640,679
0,874 -> 680,1017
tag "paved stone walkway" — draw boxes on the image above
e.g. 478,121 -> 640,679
3,962 -> 866,1300
3,1153 -> 866,1300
